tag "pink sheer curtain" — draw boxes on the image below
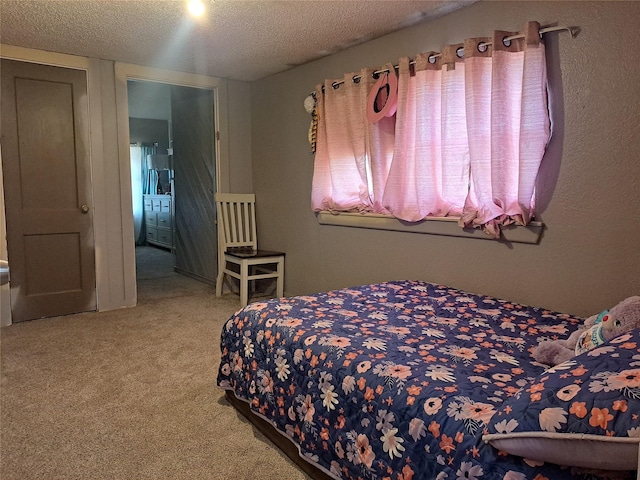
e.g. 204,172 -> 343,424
382,49 -> 470,221
312,21 -> 550,237
459,22 -> 550,237
311,67 -> 395,213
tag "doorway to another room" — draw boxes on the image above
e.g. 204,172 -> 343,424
127,80 -> 218,302
134,245 -> 211,304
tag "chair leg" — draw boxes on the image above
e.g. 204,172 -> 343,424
240,262 -> 249,308
216,260 -> 225,297
276,259 -> 284,298
249,265 -> 256,294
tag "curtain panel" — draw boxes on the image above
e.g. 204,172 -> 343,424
311,66 -> 395,214
130,145 -> 157,246
311,21 -> 550,238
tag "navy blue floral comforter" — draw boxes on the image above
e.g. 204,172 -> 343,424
216,280 -> 616,480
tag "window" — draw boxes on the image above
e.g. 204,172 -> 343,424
311,21 -> 550,239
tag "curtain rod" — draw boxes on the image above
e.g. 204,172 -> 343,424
317,24 -> 579,92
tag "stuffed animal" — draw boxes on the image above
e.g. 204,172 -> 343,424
533,296 -> 640,366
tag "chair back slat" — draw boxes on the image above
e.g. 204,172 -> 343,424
243,202 -> 251,243
228,201 -> 239,244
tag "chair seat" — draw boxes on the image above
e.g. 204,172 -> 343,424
226,249 -> 285,259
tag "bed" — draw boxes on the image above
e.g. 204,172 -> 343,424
217,280 -> 640,480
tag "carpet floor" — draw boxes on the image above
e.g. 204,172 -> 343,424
0,247 -> 311,479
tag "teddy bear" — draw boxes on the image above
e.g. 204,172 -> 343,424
532,296 -> 640,366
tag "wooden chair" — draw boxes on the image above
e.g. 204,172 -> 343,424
215,193 -> 285,307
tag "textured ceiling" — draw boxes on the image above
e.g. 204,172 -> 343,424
0,0 -> 475,81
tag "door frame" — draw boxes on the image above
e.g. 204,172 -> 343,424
114,62 -> 229,303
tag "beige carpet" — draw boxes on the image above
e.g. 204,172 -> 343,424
0,247 -> 311,479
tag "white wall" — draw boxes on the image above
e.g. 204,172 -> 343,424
251,1 -> 640,317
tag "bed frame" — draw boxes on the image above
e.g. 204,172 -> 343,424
225,391 -> 332,480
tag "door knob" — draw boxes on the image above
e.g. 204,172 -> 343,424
80,204 -> 89,214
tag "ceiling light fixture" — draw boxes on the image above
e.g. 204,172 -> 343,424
187,0 -> 205,17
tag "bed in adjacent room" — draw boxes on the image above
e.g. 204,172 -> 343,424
217,280 -> 640,480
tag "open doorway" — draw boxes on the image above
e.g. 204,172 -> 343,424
127,79 -> 218,302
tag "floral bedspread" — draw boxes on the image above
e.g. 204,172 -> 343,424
217,280 -> 600,480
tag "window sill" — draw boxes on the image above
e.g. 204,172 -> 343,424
316,212 -> 544,244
